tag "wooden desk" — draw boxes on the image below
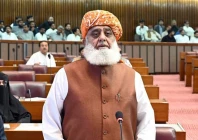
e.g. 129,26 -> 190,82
141,75 -> 153,85
179,52 -> 186,81
4,60 -> 25,66
4,123 -> 186,140
145,85 -> 159,99
133,67 -> 149,75
193,58 -> 198,93
20,99 -> 168,123
131,62 -> 146,67
0,66 -> 18,71
20,101 -> 44,121
128,58 -> 143,62
185,55 -> 198,87
151,99 -> 169,123
56,61 -> 71,66
35,74 -> 54,83
5,123 -> 43,140
47,66 -> 62,74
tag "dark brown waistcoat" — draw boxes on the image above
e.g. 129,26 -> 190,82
62,59 -> 137,140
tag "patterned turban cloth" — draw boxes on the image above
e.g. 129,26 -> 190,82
81,10 -> 123,41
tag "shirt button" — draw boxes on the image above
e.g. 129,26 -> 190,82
103,130 -> 108,135
102,85 -> 107,89
103,114 -> 108,119
102,99 -> 107,104
101,70 -> 106,74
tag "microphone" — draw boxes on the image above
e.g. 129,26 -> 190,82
12,48 -> 16,66
27,89 -> 31,101
115,111 -> 123,140
48,54 -> 52,82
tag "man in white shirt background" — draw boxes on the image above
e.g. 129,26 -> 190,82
66,27 -> 81,41
26,41 -> 56,67
183,20 -> 194,39
1,26 -> 18,40
45,23 -> 57,38
190,31 -> 198,43
42,10 -> 155,140
175,29 -> 189,43
34,26 -> 47,41
135,19 -> 148,41
144,25 -> 161,42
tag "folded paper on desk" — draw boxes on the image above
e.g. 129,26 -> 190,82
25,97 -> 46,101
14,123 -> 42,131
4,124 -> 10,129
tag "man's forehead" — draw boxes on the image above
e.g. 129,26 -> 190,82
88,26 -> 113,32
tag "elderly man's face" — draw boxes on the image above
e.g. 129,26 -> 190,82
83,26 -> 121,66
86,26 -> 116,50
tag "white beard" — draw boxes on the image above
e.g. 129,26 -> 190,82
83,40 -> 121,66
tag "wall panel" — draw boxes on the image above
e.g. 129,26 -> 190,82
0,0 -> 198,41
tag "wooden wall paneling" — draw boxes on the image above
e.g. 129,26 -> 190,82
1,0 -> 198,41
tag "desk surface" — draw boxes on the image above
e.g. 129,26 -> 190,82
4,123 -> 185,140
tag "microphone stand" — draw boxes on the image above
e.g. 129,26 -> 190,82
27,89 -> 31,101
119,120 -> 123,140
48,54 -> 52,82
12,48 -> 16,66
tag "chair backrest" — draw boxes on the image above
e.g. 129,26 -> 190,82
9,81 -> 26,98
25,82 -> 46,98
2,71 -> 35,81
18,64 -> 47,74
0,59 -> 4,66
156,127 -> 176,140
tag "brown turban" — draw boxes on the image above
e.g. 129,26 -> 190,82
81,10 -> 123,41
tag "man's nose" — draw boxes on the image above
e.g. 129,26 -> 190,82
98,32 -> 107,43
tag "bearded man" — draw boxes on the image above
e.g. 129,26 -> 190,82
42,10 -> 155,140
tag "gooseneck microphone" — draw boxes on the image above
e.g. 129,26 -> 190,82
115,111 -> 124,140
27,89 -> 31,101
48,54 -> 52,82
12,48 -> 16,66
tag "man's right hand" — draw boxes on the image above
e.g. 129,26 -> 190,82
34,62 -> 41,65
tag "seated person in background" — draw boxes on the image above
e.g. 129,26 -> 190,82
0,20 -> 4,33
72,47 -> 84,62
10,16 -> 23,28
174,29 -> 189,43
135,19 -> 148,41
1,26 -> 18,40
49,25 -> 65,41
144,25 -> 161,42
12,19 -> 24,35
171,19 -> 179,34
66,27 -> 81,41
34,26 -> 47,41
26,41 -> 56,67
189,31 -> 198,43
39,16 -> 54,31
0,115 -> 7,140
183,20 -> 194,39
64,23 -> 72,37
29,21 -> 38,36
161,29 -> 176,42
162,25 -> 171,38
18,24 -> 34,40
25,15 -> 34,26
154,19 -> 165,36
45,23 -> 57,38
